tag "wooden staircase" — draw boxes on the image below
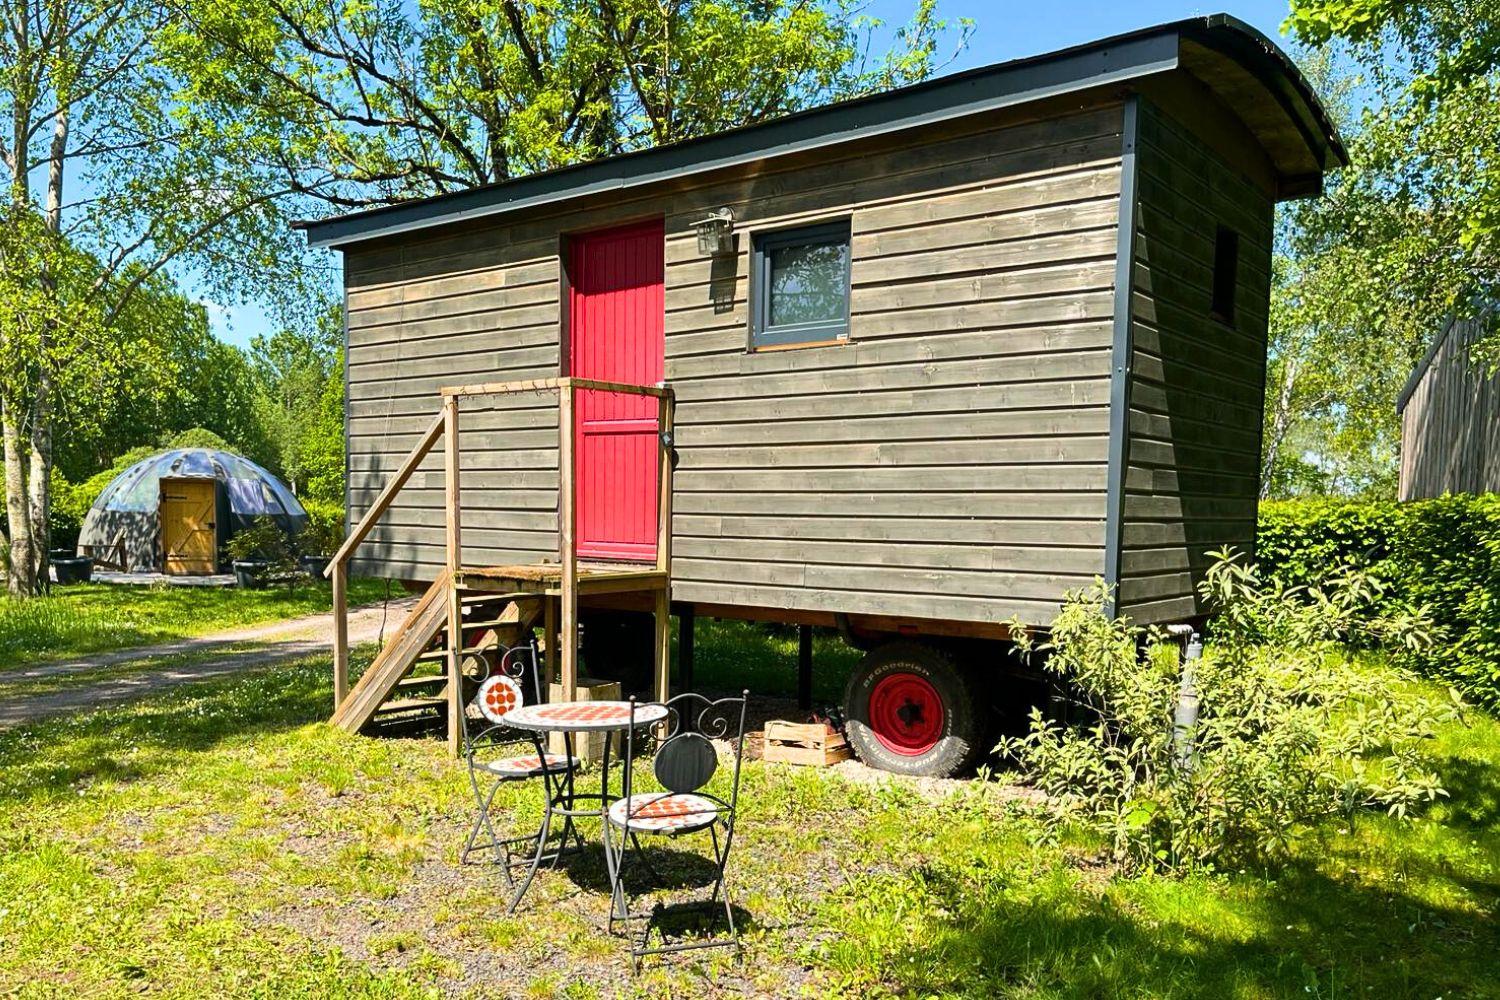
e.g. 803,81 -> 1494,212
330,579 -> 545,734
323,377 -> 676,755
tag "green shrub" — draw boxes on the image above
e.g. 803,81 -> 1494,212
1001,552 -> 1453,874
1258,495 -> 1500,707
226,516 -> 295,573
296,498 -> 345,556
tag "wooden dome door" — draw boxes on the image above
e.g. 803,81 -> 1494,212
567,219 -> 665,562
161,478 -> 218,575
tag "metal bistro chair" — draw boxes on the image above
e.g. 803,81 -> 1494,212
460,641 -> 580,881
604,690 -> 750,966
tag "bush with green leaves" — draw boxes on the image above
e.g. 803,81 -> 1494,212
225,516 -> 295,574
296,498 -> 344,557
1258,495 -> 1500,707
1000,550 -> 1455,874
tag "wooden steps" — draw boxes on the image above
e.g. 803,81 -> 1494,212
377,696 -> 447,715
329,576 -> 545,735
329,560 -> 665,742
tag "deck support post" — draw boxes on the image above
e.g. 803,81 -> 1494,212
543,596 -> 557,693
797,625 -> 813,710
677,603 -> 695,694
332,562 -> 349,710
653,588 -> 671,707
654,391 -> 675,707
558,383 -> 579,703
443,395 -> 464,757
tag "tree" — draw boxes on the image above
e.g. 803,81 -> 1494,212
0,0 -> 317,594
249,303 -> 343,499
159,0 -> 971,208
1286,0 -> 1499,344
1261,8 -> 1500,496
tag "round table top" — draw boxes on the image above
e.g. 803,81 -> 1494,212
503,700 -> 669,733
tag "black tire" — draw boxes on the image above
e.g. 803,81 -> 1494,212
842,640 -> 981,777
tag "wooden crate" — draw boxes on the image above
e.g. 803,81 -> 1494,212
762,720 -> 853,767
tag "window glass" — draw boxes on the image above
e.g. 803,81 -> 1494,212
752,220 -> 851,348
767,240 -> 849,327
1211,225 -> 1239,326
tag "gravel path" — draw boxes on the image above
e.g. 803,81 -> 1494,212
0,597 -> 417,729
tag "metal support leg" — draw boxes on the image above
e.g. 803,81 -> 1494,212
797,625 -> 813,710
678,604 -> 695,694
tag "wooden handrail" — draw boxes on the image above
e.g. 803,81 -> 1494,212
323,409 -> 445,577
326,375 -> 676,729
440,376 -> 672,399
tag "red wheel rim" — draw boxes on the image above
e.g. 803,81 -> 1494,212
869,672 -> 945,756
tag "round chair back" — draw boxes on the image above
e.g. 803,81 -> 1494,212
653,732 -> 718,794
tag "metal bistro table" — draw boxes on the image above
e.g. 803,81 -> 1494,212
501,699 -> 669,913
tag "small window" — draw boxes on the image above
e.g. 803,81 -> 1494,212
1211,225 -> 1239,326
751,220 -> 851,349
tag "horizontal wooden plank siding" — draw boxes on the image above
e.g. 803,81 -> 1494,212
1118,97 -> 1275,623
1399,313 -> 1500,499
664,103 -> 1124,623
343,99 -> 1126,621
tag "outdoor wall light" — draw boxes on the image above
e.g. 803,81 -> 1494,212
693,207 -> 735,256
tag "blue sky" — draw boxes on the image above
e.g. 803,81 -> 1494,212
203,1 -> 1300,349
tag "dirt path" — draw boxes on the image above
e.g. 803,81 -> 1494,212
0,597 -> 417,729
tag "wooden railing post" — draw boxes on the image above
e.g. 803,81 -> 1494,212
653,390 -> 675,706
443,395 -> 464,756
332,561 -> 349,709
558,382 -> 579,703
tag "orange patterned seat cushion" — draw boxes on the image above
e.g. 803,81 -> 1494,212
481,753 -> 577,778
607,792 -> 720,833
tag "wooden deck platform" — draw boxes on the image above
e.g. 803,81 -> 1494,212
454,562 -> 668,596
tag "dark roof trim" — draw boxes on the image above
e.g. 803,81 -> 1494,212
1192,14 -> 1346,177
298,14 -> 1344,250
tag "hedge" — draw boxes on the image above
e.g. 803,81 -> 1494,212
1257,496 -> 1500,708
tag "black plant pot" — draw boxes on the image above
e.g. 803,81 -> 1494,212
52,556 -> 93,585
233,559 -> 270,588
299,554 -> 329,579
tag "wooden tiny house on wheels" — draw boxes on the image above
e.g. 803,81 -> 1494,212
300,15 -> 1345,777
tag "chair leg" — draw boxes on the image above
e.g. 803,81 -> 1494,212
462,773 -> 508,873
604,816 -> 630,929
629,830 -> 663,881
626,821 -> 741,969
709,822 -> 742,959
507,785 -> 556,915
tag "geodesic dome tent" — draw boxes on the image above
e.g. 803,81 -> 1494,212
77,448 -> 308,574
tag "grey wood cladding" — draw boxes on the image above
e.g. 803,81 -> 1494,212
343,102 -> 1126,624
1116,98 -> 1275,623
1399,313 -> 1500,500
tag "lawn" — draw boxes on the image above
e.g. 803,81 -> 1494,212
0,578 -> 395,671
0,632 -> 1495,998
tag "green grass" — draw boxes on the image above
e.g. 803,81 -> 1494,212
691,618 -> 862,705
0,641 -> 1495,998
0,578 -> 395,671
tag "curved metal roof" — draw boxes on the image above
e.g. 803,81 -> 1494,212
297,13 -> 1347,250
90,448 -> 307,519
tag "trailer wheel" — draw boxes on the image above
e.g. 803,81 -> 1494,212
842,641 -> 980,777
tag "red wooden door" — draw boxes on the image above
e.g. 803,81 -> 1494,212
568,219 -> 665,561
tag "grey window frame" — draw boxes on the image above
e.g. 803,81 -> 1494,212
749,219 -> 852,350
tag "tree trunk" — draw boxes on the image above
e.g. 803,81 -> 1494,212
3,8 -> 36,595
27,102 -> 69,590
1260,355 -> 1300,499
2,396 -> 34,595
